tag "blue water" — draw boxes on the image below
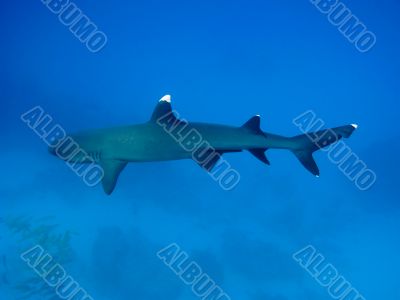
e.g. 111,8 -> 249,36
1,1 -> 399,300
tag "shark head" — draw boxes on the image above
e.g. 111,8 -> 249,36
47,131 -> 95,163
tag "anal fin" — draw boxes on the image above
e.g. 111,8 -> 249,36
248,148 -> 270,165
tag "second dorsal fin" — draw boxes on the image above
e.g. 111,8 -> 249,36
241,115 -> 265,136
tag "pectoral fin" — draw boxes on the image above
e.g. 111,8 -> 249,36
99,160 -> 128,195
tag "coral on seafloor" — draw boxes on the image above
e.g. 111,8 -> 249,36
0,215 -> 77,300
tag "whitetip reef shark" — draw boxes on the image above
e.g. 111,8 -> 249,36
49,95 -> 357,194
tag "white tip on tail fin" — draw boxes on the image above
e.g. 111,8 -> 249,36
160,95 -> 171,103
291,124 -> 358,177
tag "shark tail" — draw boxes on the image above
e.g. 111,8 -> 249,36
290,124 -> 358,176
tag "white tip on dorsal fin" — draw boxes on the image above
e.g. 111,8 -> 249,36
160,95 -> 171,103
351,124 -> 358,129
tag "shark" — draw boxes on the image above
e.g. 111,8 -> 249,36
49,95 -> 357,194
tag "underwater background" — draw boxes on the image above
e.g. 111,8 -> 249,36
1,0 -> 399,299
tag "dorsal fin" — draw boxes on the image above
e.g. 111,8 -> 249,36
241,115 -> 265,136
150,95 -> 173,122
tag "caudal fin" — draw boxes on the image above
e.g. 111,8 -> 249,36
291,124 -> 358,176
